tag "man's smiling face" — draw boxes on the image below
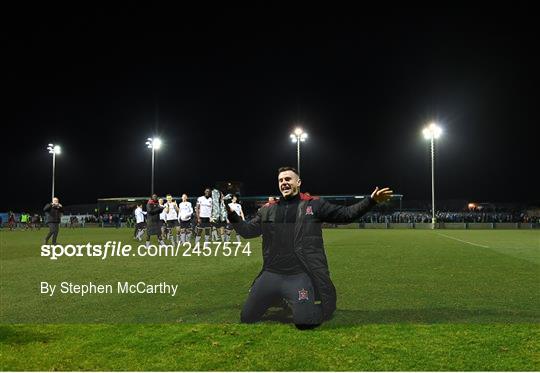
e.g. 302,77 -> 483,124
278,170 -> 301,198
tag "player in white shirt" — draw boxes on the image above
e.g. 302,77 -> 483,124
195,188 -> 212,243
227,195 -> 245,242
159,198 -> 167,238
178,193 -> 194,243
164,194 -> 180,245
133,203 -> 147,241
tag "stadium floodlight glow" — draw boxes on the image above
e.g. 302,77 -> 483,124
47,144 -> 61,154
290,127 -> 308,176
422,122 -> 443,140
46,143 -> 61,200
146,137 -> 162,195
422,122 -> 443,229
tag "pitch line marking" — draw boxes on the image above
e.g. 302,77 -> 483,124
436,232 -> 490,248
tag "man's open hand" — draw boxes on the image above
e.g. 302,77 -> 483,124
371,187 -> 393,203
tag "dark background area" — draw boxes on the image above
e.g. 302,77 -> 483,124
2,5 -> 538,212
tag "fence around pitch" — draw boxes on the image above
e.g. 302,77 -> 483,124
322,222 -> 538,229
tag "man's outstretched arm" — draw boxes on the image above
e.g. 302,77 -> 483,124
317,187 -> 393,223
227,210 -> 262,238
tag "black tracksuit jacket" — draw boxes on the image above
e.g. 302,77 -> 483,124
43,203 -> 64,224
228,192 -> 377,320
146,200 -> 165,235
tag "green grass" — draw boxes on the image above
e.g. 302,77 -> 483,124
1,228 -> 539,370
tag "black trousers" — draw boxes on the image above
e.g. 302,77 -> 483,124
241,270 -> 323,328
134,222 -> 145,233
45,223 -> 59,244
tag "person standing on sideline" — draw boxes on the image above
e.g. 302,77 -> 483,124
44,197 -> 64,244
8,212 -> 15,231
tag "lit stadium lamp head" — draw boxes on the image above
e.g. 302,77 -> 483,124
47,143 -> 61,154
290,127 -> 307,142
422,122 -> 443,140
146,137 -> 162,150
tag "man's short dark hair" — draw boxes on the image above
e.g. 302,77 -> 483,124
278,166 -> 299,176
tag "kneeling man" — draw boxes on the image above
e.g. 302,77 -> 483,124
227,166 -> 392,329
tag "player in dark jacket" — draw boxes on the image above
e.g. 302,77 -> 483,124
145,194 -> 165,246
44,197 -> 64,244
228,166 -> 392,329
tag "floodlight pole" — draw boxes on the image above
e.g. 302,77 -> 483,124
290,128 -> 307,177
151,146 -> 155,196
297,139 -> 301,176
430,136 -> 436,228
423,123 -> 441,229
48,144 -> 60,201
51,151 -> 56,201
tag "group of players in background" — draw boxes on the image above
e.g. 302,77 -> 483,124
133,188 -> 245,246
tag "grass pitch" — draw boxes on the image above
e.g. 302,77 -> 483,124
1,228 -> 539,370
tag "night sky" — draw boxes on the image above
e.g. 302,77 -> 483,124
3,6 -> 539,212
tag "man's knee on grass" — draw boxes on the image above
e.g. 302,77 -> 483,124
291,304 -> 323,330
295,323 -> 321,330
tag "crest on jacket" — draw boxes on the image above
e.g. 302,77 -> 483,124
298,288 -> 309,301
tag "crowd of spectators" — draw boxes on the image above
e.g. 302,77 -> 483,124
359,210 -> 539,224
